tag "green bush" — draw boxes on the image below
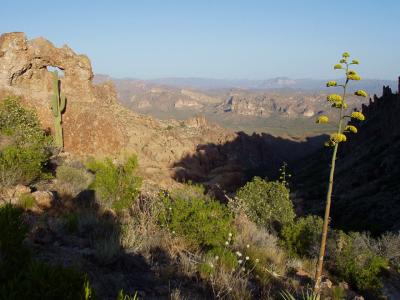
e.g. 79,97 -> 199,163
159,183 -> 234,249
236,177 -> 295,231
334,232 -> 388,295
0,204 -> 30,274
376,232 -> 400,272
18,193 -> 36,210
0,204 -> 92,299
281,215 -> 323,258
56,165 -> 93,196
86,155 -> 142,211
0,97 -> 52,187
206,247 -> 238,271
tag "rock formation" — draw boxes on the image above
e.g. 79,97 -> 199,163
0,32 -> 233,186
0,32 -> 327,188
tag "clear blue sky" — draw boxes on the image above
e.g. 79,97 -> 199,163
1,0 -> 399,79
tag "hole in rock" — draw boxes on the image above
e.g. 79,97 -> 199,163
46,66 -> 65,77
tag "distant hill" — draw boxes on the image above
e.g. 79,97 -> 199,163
137,76 -> 397,97
97,75 -> 390,136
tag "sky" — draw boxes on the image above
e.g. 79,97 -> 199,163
1,0 -> 399,80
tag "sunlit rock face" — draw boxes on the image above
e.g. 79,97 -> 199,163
0,32 -> 236,187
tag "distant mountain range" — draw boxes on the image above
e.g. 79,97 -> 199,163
98,76 -> 398,96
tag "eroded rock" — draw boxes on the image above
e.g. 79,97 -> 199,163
0,32 -> 234,187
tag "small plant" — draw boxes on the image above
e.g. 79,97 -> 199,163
18,193 -> 36,210
278,161 -> 291,188
280,289 -> 320,300
331,286 -> 346,300
159,183 -> 234,250
198,233 -> 259,300
92,218 -> 121,264
86,155 -> 142,211
50,70 -> 66,149
56,164 -> 93,196
117,290 -> 139,300
281,215 -> 323,258
376,231 -> 400,272
314,52 -> 367,291
236,177 -> 295,231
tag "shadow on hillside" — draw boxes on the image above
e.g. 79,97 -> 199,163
26,190 -> 211,300
172,131 -> 327,192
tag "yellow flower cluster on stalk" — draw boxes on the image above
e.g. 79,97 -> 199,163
318,52 -> 367,146
355,89 -> 368,97
330,133 -> 347,143
351,111 -> 366,121
347,70 -> 361,81
314,51 -> 368,293
345,125 -> 358,133
316,115 -> 329,124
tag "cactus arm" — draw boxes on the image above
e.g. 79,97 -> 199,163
60,93 -> 66,112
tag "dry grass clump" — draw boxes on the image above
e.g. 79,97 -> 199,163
233,212 -> 288,280
55,164 -> 93,197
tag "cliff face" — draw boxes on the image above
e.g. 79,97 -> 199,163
295,82 -> 400,234
0,32 -> 234,186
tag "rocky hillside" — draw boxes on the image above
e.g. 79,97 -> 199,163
294,82 -> 400,234
98,76 -> 370,135
0,32 -> 327,188
0,32 -> 234,187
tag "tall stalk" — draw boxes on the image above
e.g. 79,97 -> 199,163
313,52 -> 367,292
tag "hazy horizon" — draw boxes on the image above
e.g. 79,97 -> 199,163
99,74 -> 398,81
2,1 -> 399,80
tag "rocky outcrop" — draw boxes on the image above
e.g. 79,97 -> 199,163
218,91 -> 367,119
0,32 -> 124,155
0,32 -> 234,186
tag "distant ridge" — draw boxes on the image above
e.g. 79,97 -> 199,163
96,75 -> 397,97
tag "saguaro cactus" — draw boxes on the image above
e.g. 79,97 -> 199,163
50,70 -> 66,149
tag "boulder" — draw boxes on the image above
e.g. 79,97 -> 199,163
31,191 -> 53,209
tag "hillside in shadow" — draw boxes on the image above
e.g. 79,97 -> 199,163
293,83 -> 400,235
172,131 -> 327,192
6,188 -> 211,300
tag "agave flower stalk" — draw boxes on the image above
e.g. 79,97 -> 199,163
314,52 -> 366,292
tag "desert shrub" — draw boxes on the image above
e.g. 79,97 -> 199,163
0,97 -> 52,187
117,290 -> 138,300
0,204 -> 92,299
236,177 -> 295,231
376,231 -> 400,271
86,155 -> 142,211
0,204 -> 30,274
159,183 -> 234,250
56,165 -> 93,196
18,193 -> 36,210
232,213 -> 287,281
333,231 -> 388,295
91,217 -> 121,264
0,144 -> 50,187
205,247 -> 238,271
281,215 -> 323,258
